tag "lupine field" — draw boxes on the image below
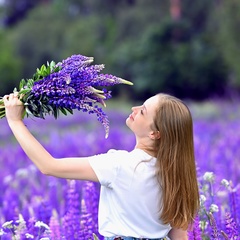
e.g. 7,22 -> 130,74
0,100 -> 240,239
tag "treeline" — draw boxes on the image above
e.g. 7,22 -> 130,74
0,0 -> 240,101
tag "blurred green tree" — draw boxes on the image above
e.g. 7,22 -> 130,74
211,0 -> 240,91
0,0 -> 235,100
105,0 -> 228,100
7,4 -> 69,78
125,19 -> 228,100
0,30 -> 22,95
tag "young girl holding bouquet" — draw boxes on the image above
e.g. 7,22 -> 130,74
3,92 -> 199,240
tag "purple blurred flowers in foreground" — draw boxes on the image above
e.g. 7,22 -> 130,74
0,54 -> 133,138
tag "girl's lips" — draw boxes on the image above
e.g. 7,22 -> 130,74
129,114 -> 134,120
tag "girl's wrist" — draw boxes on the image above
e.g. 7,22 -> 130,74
7,119 -> 24,128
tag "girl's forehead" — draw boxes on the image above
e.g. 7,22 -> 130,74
144,96 -> 159,112
144,95 -> 159,106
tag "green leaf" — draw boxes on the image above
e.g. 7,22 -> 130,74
30,103 -> 38,112
43,70 -> 49,76
49,61 -> 56,71
25,107 -> 33,116
54,66 -> 61,73
43,104 -> 52,112
22,110 -> 27,119
19,79 -> 26,90
40,64 -> 46,72
26,79 -> 34,88
65,108 -> 73,114
39,111 -> 45,119
59,108 -> 66,115
19,89 -> 31,95
25,94 -> 34,102
52,107 -> 59,119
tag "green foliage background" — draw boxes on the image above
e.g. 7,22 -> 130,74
0,0 -> 240,101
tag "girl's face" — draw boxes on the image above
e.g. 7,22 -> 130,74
126,95 -> 159,138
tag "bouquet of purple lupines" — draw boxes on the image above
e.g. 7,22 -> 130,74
0,54 -> 133,138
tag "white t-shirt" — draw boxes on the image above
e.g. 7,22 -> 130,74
89,148 -> 171,238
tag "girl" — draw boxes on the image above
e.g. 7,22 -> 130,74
3,92 -> 199,240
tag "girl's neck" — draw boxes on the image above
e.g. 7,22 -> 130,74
135,143 -> 156,158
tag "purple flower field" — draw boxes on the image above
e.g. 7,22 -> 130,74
0,101 -> 239,239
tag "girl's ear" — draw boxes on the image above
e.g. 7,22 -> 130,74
149,131 -> 160,140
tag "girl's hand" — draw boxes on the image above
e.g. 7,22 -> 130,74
3,93 -> 24,123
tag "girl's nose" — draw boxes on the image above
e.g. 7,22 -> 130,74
131,106 -> 140,112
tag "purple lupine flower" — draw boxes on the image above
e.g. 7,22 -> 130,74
56,54 -> 94,71
35,200 -> 52,226
26,217 -> 38,238
5,54 -> 133,138
228,184 -> 240,227
79,199 -> 94,240
220,230 -> 229,240
1,187 -> 20,222
49,210 -> 61,240
224,212 -> 239,239
78,181 -> 102,239
83,181 -> 99,234
208,212 -> 220,240
188,215 -> 202,240
62,180 -> 81,239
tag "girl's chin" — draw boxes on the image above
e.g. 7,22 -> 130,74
125,118 -> 131,128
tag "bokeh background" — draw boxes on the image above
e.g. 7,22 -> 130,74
0,1 -> 240,239
0,0 -> 240,101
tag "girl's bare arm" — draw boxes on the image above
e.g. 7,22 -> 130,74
4,94 -> 98,181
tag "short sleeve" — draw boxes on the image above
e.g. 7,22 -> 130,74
88,149 -> 122,188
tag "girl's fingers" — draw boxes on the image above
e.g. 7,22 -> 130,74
3,95 -> 9,103
9,93 -> 16,100
3,93 -> 22,105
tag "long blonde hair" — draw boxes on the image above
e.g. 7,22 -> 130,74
153,93 -> 199,230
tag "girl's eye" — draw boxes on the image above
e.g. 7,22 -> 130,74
140,109 -> 144,115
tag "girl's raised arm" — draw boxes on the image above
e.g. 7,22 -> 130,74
3,93 -> 98,182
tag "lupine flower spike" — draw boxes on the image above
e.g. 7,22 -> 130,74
207,212 -> 219,239
0,54 -> 133,138
224,212 -> 239,239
